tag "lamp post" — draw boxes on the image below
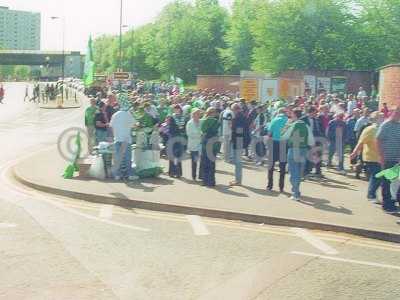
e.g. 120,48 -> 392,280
50,16 -> 66,103
119,0 -> 123,72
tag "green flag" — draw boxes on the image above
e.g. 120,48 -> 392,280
83,36 -> 95,87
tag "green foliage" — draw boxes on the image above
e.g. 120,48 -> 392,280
91,0 -> 400,81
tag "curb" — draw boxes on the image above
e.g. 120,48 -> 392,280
12,166 -> 400,244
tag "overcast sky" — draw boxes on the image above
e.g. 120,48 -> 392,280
1,0 -> 233,52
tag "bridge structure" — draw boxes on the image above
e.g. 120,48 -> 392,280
0,50 -> 84,78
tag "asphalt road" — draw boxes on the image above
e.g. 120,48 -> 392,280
1,82 -> 400,300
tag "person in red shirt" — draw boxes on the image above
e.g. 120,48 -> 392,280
0,84 -> 4,104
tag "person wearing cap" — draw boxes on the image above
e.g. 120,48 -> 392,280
376,107 -> 400,214
350,111 -> 384,202
186,108 -> 203,180
84,98 -> 98,153
327,112 -> 348,174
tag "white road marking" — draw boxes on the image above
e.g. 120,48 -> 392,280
291,251 -> 400,271
292,228 -> 339,255
186,215 -> 210,236
0,223 -> 17,228
1,164 -> 150,233
99,205 -> 113,219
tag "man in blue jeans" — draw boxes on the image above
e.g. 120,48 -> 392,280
377,107 -> 400,214
283,108 -> 313,201
110,106 -> 138,181
229,103 -> 249,186
350,112 -> 383,202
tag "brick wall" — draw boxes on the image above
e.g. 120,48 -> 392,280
379,65 -> 400,109
279,70 -> 374,95
197,75 -> 240,93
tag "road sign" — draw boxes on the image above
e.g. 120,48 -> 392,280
113,72 -> 130,80
94,74 -> 107,81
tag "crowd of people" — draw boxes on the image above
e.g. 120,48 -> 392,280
83,81 -> 400,213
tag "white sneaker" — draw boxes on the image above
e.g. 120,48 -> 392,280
290,196 -> 300,201
128,175 -> 139,181
114,176 -> 121,181
338,170 -> 347,175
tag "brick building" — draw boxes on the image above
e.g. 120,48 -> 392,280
379,64 -> 400,109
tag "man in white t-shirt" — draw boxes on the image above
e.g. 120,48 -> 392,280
110,108 -> 137,181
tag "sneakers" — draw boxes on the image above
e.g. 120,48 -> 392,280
229,181 -> 242,186
290,195 -> 300,201
255,162 -> 263,167
338,170 -> 347,175
383,208 -> 398,214
114,176 -> 121,181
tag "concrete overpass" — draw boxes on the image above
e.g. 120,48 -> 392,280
0,50 -> 84,77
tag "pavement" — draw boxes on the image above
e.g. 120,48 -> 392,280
12,146 -> 400,243
3,82 -> 400,299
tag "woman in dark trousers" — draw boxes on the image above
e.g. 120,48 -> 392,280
167,105 -> 186,178
200,108 -> 220,187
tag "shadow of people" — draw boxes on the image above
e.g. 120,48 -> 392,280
306,179 -> 357,191
216,169 -> 234,176
213,184 -> 249,198
299,195 -> 353,215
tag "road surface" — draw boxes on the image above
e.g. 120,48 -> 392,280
1,83 -> 400,300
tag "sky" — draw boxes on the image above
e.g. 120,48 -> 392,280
0,0 -> 233,53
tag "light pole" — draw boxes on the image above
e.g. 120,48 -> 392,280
119,0 -> 123,72
50,16 -> 66,103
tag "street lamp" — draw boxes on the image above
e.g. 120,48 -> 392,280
119,0 -> 123,72
50,16 -> 66,103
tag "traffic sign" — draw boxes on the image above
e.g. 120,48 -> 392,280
113,72 -> 130,80
94,74 -> 107,81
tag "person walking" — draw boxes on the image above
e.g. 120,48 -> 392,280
200,108 -> 220,187
186,108 -> 202,181
350,112 -> 383,203
283,108 -> 314,201
85,98 -> 98,153
229,103 -> 248,186
376,107 -> 400,214
301,106 -> 324,177
266,108 -> 288,192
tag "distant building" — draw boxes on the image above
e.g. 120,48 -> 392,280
0,6 -> 41,50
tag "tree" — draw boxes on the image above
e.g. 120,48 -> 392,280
219,0 -> 257,73
14,66 -> 31,80
251,0 -> 357,74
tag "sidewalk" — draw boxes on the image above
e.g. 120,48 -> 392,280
13,147 -> 400,243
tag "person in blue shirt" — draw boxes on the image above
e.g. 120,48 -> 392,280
266,108 -> 289,192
